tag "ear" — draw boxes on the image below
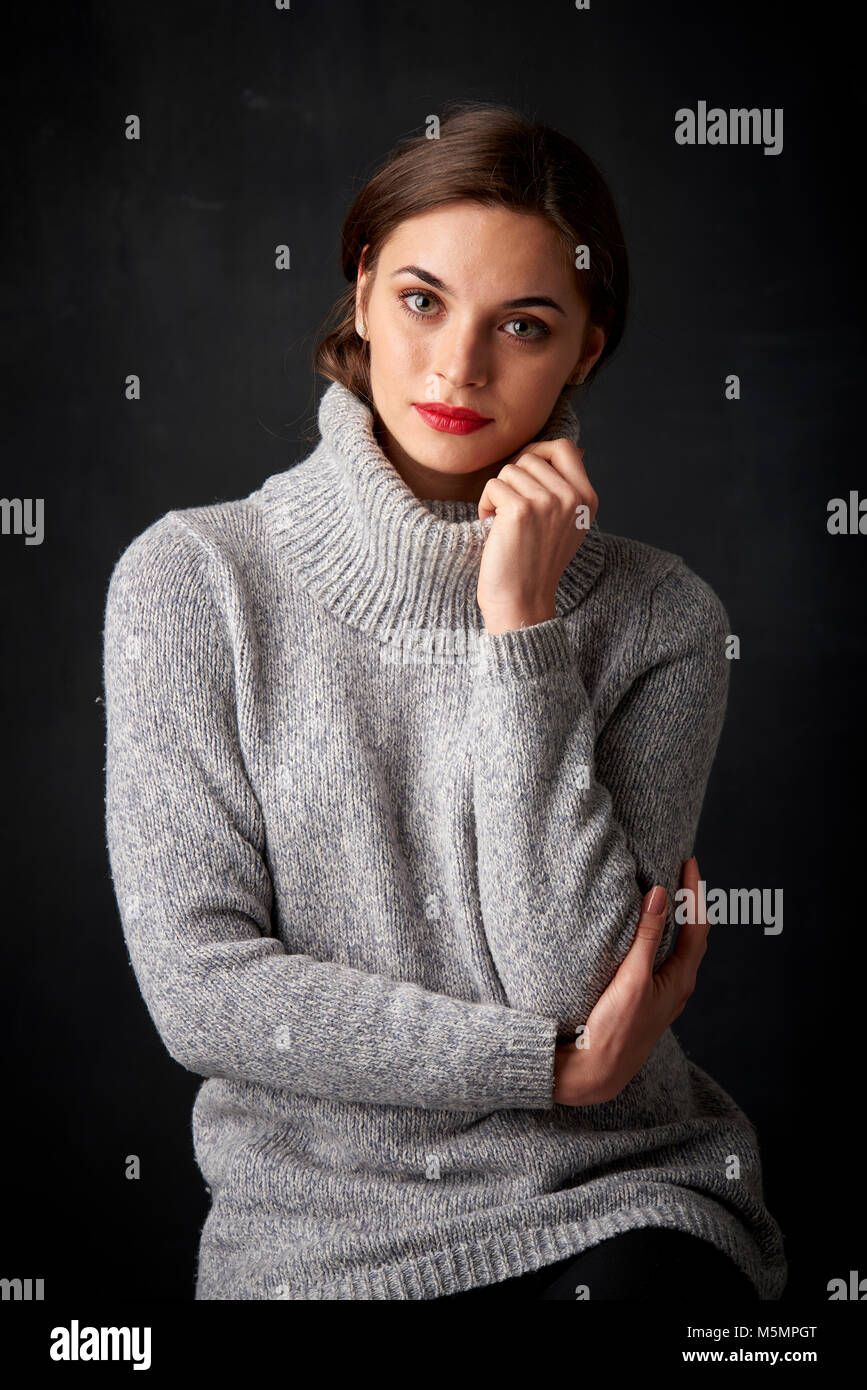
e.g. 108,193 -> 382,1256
355,243 -> 371,331
569,320 -> 608,384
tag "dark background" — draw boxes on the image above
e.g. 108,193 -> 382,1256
2,0 -> 863,1303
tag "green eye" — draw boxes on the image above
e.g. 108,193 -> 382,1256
505,318 -> 546,340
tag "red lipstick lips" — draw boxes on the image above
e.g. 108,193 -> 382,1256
412,402 -> 494,435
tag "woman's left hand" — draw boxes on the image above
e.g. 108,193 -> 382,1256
477,439 -> 598,635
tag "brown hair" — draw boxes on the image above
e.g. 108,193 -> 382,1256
313,101 -> 630,406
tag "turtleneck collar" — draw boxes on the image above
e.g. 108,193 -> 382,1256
257,380 -> 604,645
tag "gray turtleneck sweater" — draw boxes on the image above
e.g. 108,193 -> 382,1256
102,381 -> 787,1300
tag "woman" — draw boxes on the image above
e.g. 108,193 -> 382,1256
102,103 -> 787,1301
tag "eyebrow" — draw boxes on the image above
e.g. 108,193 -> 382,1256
388,264 -> 567,316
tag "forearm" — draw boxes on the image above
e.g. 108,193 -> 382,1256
112,887 -> 561,1111
470,616 -> 645,1029
470,567 -> 729,1033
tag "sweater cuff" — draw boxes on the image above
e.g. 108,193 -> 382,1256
501,1012 -> 559,1110
477,616 -> 574,681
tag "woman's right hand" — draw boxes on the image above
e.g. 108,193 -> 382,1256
552,856 -> 708,1107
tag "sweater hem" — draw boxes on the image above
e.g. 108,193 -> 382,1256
197,1193 -> 787,1302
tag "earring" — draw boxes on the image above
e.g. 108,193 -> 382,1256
356,320 -> 367,340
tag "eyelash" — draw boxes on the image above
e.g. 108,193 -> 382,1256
396,288 -> 551,345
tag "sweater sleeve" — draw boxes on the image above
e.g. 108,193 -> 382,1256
103,515 -> 558,1113
468,559 -> 730,1034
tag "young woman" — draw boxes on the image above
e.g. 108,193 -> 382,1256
103,103 -> 787,1301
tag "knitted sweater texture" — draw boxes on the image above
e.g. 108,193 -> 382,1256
103,381 -> 787,1300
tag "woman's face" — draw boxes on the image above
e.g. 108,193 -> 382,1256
356,200 -> 606,500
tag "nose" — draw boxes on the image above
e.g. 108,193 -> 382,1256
430,315 -> 489,393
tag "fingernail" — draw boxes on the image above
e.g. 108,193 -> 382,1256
647,886 -> 666,914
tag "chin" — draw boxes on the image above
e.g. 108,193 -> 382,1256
408,432 -> 499,475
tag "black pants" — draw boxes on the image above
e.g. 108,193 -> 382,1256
434,1228 -> 758,1300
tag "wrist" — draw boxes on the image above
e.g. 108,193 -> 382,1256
481,604 -> 557,635
553,1039 -> 609,1108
